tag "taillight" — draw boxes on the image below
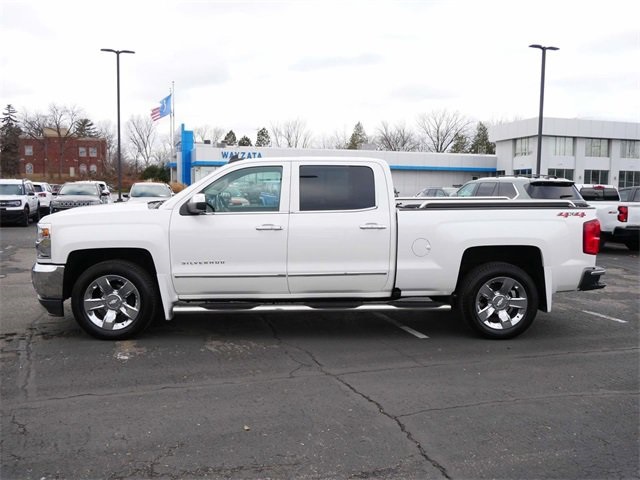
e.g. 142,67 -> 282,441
583,219 -> 600,255
618,205 -> 628,223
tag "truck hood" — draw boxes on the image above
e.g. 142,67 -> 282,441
41,201 -> 158,224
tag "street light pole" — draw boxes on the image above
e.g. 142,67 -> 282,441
529,44 -> 559,176
101,48 -> 135,202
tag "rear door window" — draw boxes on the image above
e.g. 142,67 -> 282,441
497,183 -> 517,198
475,182 -> 497,196
299,165 -> 375,211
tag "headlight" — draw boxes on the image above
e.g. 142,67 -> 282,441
36,223 -> 52,259
0,200 -> 22,207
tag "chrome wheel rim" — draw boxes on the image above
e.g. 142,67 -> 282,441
83,274 -> 141,330
475,276 -> 528,330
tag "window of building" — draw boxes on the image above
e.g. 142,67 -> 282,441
514,138 -> 530,156
548,168 -> 574,180
89,164 -> 98,174
618,171 -> 640,188
554,137 -> 573,156
25,163 -> 33,174
89,147 -> 97,157
621,140 -> 640,159
585,138 -> 609,157
514,168 -> 532,176
25,145 -> 33,156
79,147 -> 87,157
299,165 -> 375,211
583,169 -> 609,184
79,164 -> 87,175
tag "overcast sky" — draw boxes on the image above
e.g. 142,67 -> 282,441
1,0 -> 639,142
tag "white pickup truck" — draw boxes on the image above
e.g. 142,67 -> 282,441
32,157 -> 606,340
577,184 -> 640,251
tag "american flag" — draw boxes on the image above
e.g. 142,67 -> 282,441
150,94 -> 171,121
151,106 -> 161,121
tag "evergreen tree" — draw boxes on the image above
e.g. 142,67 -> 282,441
0,104 -> 22,177
469,122 -> 496,154
255,127 -> 271,147
223,130 -> 237,146
141,164 -> 170,183
347,122 -> 368,150
450,132 -> 469,153
238,135 -> 252,146
74,118 -> 99,137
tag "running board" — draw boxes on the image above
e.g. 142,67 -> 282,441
172,299 -> 452,315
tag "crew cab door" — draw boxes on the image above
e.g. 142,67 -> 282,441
286,162 -> 393,295
169,164 -> 289,298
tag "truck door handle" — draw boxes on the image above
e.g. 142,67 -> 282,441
360,223 -> 387,230
256,224 -> 283,231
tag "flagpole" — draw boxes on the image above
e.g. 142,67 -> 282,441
171,81 -> 175,183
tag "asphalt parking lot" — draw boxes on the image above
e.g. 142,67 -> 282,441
1,222 -> 638,479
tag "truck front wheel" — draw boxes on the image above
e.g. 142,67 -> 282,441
71,260 -> 158,340
459,262 -> 538,339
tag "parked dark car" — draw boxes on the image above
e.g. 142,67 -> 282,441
49,182 -> 109,214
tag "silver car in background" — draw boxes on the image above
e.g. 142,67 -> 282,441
125,182 -> 174,204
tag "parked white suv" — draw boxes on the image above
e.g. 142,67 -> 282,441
0,178 -> 40,226
455,176 -> 588,206
32,181 -> 54,215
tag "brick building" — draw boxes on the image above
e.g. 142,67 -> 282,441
19,128 -> 107,178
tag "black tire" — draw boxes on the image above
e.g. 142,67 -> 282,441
71,260 -> 159,340
20,207 -> 29,227
459,262 -> 538,339
624,240 -> 639,252
33,204 -> 40,223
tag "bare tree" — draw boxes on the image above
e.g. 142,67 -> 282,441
95,120 -> 117,178
416,109 -> 473,153
375,121 -> 419,151
21,111 -> 50,175
317,128 -> 349,149
48,104 -> 83,178
270,118 -> 313,148
155,133 -> 173,164
126,115 -> 157,173
193,125 -> 226,144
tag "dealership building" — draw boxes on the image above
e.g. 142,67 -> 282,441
171,117 -> 639,194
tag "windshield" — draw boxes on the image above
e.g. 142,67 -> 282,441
130,184 -> 172,197
58,184 -> 99,196
0,184 -> 24,195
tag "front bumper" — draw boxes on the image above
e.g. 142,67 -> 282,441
0,208 -> 24,222
578,266 -> 606,291
31,263 -> 65,316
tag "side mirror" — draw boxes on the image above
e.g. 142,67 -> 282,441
101,190 -> 110,196
123,193 -> 129,199
186,193 -> 207,215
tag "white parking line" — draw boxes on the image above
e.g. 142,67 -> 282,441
582,310 -> 628,324
375,313 -> 429,339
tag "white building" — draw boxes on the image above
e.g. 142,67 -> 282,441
489,117 -> 640,187
171,118 -> 640,193
173,125 -> 496,196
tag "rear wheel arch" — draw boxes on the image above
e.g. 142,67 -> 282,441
455,246 -> 547,312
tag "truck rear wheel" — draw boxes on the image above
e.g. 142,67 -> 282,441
71,260 -> 159,340
459,262 -> 538,339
